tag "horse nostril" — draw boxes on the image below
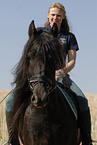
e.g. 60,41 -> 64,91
38,98 -> 43,105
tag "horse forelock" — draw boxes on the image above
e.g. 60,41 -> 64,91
28,30 -> 65,70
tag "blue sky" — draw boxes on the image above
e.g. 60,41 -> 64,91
0,0 -> 97,93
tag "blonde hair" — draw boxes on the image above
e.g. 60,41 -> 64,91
44,2 -> 70,32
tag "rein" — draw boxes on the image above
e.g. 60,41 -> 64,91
92,140 -> 97,144
0,90 -> 12,104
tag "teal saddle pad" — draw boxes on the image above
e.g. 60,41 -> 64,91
57,84 -> 78,120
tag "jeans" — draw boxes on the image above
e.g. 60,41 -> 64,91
6,90 -> 14,112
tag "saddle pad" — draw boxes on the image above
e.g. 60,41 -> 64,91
56,84 -> 78,120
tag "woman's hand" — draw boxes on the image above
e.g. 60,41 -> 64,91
55,69 -> 66,81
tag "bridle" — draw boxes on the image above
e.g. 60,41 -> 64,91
28,74 -> 55,108
29,75 -> 52,92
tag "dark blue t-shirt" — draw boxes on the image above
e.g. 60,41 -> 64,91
58,29 -> 79,55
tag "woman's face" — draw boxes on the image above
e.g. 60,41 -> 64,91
48,7 -> 65,32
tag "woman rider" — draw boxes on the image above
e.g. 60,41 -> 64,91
43,2 -> 92,145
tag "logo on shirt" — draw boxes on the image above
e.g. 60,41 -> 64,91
59,38 -> 66,44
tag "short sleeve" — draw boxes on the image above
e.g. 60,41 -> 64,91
68,33 -> 79,51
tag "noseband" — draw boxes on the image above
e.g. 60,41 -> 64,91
28,74 -> 54,108
29,75 -> 52,91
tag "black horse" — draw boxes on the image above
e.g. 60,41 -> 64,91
10,21 -> 79,145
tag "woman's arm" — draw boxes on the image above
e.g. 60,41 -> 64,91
55,49 -> 76,81
63,49 -> 76,74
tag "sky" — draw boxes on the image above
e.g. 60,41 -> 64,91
0,0 -> 97,93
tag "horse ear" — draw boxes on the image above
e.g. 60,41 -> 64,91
50,23 -> 58,37
28,20 -> 37,38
